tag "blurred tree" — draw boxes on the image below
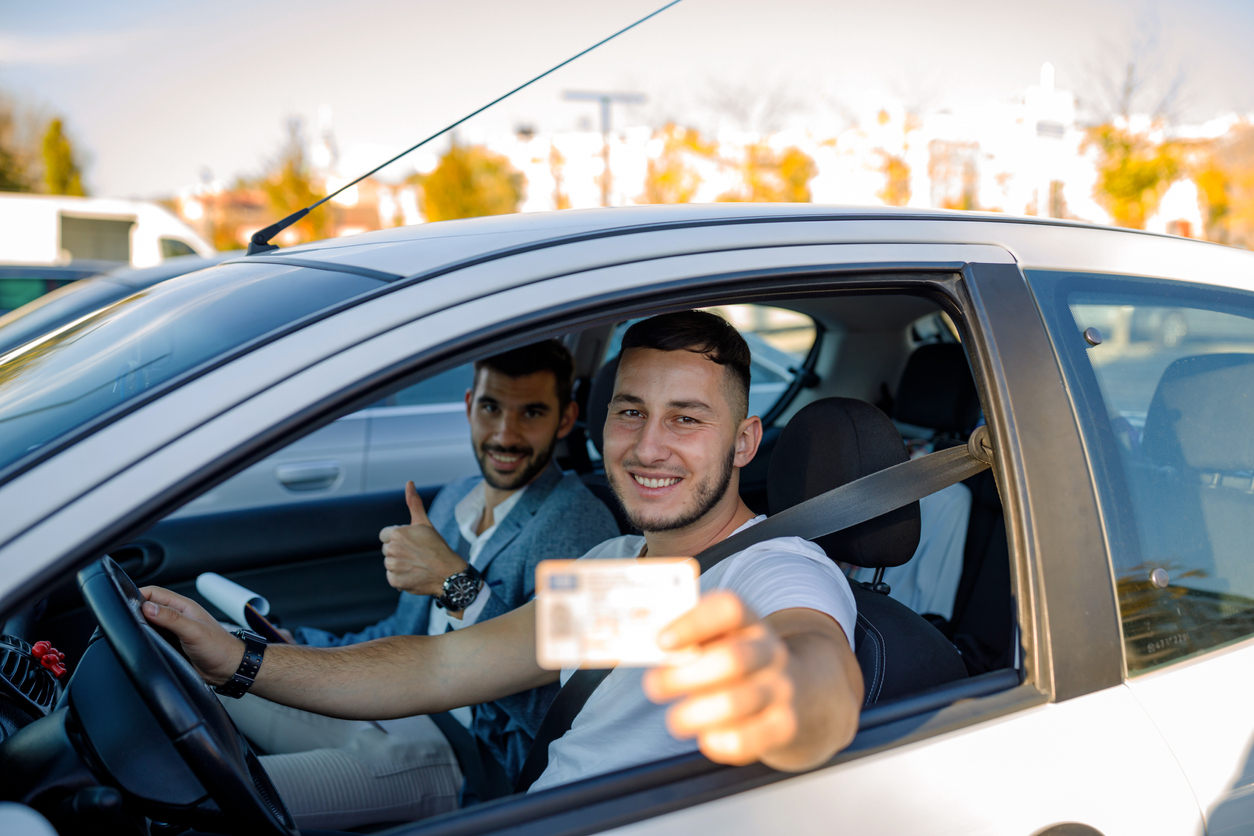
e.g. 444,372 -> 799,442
877,151 -> 911,207
1083,124 -> 1181,229
549,143 -> 572,210
1195,124 -> 1254,248
717,143 -> 816,203
0,141 -> 31,192
254,118 -> 332,242
0,93 -> 33,192
416,142 -> 524,221
641,124 -> 714,204
41,118 -> 85,196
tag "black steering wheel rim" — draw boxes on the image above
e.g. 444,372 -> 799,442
78,556 -> 298,835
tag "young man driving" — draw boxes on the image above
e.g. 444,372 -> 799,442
145,311 -> 864,802
225,341 -> 619,828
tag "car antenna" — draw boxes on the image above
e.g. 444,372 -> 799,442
248,0 -> 683,255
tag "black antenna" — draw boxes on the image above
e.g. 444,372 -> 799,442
248,0 -> 683,255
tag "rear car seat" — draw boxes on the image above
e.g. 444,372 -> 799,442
892,342 -> 1014,675
582,355 -> 637,535
769,397 -> 967,704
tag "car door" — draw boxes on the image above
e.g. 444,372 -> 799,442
1029,267 -> 1254,834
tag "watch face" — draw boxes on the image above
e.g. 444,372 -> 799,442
445,573 -> 480,610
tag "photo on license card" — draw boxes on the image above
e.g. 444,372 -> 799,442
535,558 -> 699,669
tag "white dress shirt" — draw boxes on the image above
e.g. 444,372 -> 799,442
429,482 -> 528,726
426,481 -> 528,637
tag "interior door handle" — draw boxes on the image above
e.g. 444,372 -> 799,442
275,460 -> 341,492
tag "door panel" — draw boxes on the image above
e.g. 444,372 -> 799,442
603,685 -> 1198,836
146,486 -> 438,634
1127,641 -> 1254,833
169,414 -> 369,519
39,486 -> 440,665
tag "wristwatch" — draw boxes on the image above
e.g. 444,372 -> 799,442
213,629 -> 267,699
435,563 -> 483,611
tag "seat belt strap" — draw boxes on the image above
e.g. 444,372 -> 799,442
513,428 -> 993,794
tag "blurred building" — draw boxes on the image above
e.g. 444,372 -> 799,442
174,71 -> 1254,246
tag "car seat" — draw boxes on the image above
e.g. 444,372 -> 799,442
893,343 -> 981,448
894,342 -> 1013,675
768,397 -> 968,706
583,354 -> 638,535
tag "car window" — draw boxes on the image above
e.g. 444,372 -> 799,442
384,363 -> 475,407
604,304 -> 818,420
160,238 -> 198,259
1029,270 -> 1254,674
0,262 -> 386,476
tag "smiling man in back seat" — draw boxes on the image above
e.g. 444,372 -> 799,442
144,311 -> 865,815
224,340 -> 620,829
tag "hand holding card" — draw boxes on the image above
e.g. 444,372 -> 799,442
535,558 -> 699,669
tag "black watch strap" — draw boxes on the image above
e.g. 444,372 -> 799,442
214,630 -> 266,699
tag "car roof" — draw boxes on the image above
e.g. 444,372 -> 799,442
263,204 -> 1254,293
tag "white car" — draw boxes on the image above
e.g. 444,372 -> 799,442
0,205 -> 1251,836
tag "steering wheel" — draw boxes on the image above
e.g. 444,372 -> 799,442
77,556 -> 298,836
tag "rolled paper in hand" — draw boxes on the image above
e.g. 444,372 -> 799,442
196,572 -> 270,630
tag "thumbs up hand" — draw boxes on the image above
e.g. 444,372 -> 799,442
379,481 -> 470,602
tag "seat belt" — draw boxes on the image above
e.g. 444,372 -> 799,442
513,428 -> 993,794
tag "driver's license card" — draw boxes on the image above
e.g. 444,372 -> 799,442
535,558 -> 699,669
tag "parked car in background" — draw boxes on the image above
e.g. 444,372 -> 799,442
0,194 -> 213,312
1,206 -> 1253,836
0,261 -> 120,316
0,253 -> 235,356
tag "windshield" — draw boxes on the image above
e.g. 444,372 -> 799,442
0,255 -> 233,357
0,261 -> 386,476
0,278 -> 134,356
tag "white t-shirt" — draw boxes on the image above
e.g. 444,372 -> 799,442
529,515 -> 857,793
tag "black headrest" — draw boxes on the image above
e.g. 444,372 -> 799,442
587,354 -> 620,456
768,398 -> 921,569
894,343 -> 980,434
1142,353 -> 1254,472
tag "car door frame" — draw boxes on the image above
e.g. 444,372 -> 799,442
0,241 -> 1131,833
367,259 -> 1132,836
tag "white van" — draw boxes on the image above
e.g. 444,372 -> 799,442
0,193 -> 212,268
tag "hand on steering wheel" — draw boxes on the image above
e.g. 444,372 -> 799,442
77,557 -> 297,836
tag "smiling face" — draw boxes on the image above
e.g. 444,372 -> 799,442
467,367 -> 576,492
603,347 -> 761,534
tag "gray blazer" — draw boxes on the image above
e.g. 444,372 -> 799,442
295,460 -> 620,782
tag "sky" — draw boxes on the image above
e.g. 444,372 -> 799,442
3,0 -> 1254,198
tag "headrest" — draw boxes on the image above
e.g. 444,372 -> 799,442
587,354 -> 620,456
1142,353 -> 1254,472
894,343 -> 980,434
768,398 -> 921,569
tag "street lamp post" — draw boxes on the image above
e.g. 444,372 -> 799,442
563,90 -> 646,206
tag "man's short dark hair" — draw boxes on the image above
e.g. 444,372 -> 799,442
621,310 -> 752,419
474,339 -> 575,407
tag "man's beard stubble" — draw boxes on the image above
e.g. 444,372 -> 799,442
606,446 -> 736,534
476,437 -> 555,491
